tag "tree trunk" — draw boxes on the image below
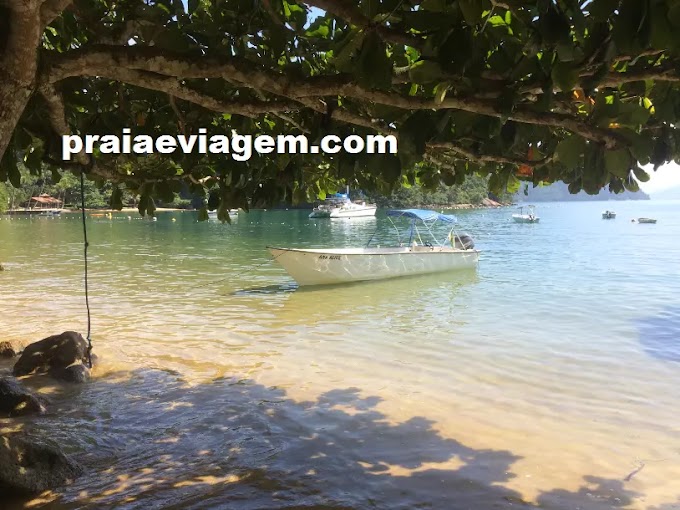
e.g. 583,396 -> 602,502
0,1 -> 42,161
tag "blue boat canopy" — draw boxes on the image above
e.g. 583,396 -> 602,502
386,209 -> 457,223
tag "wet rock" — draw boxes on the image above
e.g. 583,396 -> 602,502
49,364 -> 90,384
0,434 -> 83,494
0,377 -> 47,417
0,341 -> 17,358
13,332 -> 88,377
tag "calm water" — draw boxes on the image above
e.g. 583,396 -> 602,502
1,202 -> 679,510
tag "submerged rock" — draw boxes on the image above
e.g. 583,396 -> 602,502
0,377 -> 47,417
49,364 -> 91,384
13,332 -> 89,377
0,434 -> 83,494
0,341 -> 17,358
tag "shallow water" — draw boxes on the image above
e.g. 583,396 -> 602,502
1,201 -> 680,509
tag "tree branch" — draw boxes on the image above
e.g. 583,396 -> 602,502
40,0 -> 72,28
427,142 -> 552,168
43,46 -> 625,148
84,67 -> 302,117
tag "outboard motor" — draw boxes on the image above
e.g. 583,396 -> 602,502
453,234 -> 475,250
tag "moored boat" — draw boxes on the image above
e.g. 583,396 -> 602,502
309,193 -> 349,218
269,209 -> 478,286
602,210 -> 616,219
329,200 -> 377,218
512,205 -> 539,223
638,217 -> 657,224
309,188 -> 377,219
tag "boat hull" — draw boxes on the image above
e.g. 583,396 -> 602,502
329,206 -> 377,218
268,246 -> 479,286
512,214 -> 540,223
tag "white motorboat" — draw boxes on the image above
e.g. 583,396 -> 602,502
512,205 -> 540,223
308,193 -> 348,218
602,210 -> 616,219
309,188 -> 377,219
269,209 -> 479,286
637,217 -> 657,224
329,200 -> 377,218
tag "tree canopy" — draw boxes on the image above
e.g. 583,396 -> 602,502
1,0 -> 680,217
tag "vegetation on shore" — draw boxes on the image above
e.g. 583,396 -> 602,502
366,174 -> 501,208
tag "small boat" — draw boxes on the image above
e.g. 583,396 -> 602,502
308,194 -> 348,218
309,187 -> 377,219
512,205 -> 540,223
637,217 -> 657,224
329,200 -> 377,218
269,209 -> 479,286
602,210 -> 616,219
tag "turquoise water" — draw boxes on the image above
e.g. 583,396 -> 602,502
1,201 -> 679,509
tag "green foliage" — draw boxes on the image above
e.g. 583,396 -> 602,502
0,183 -> 9,213
368,174 -> 493,208
3,0 -> 680,208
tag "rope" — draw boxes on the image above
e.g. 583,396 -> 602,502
80,171 -> 93,369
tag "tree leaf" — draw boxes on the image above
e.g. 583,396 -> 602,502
624,174 -> 640,192
408,60 -> 444,84
197,207 -> 209,222
551,61 -> 579,92
459,0 -> 487,25
333,29 -> 365,73
588,0 -> 620,20
632,165 -> 651,182
604,149 -> 632,178
356,31 -> 392,89
110,186 -> 124,210
555,135 -> 586,168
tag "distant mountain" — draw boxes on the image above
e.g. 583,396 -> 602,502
516,182 -> 649,202
650,186 -> 680,200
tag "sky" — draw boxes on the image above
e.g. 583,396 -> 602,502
639,162 -> 680,195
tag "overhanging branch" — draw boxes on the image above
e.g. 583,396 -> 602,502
43,46 -> 624,148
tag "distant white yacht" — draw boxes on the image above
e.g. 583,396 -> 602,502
309,187 -> 377,219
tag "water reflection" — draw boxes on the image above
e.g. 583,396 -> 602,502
235,270 -> 479,327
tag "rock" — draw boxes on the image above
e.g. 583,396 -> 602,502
0,341 -> 17,358
0,434 -> 83,494
0,377 -> 47,417
49,364 -> 90,384
13,332 -> 88,377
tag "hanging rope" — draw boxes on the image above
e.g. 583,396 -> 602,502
80,170 -> 93,369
